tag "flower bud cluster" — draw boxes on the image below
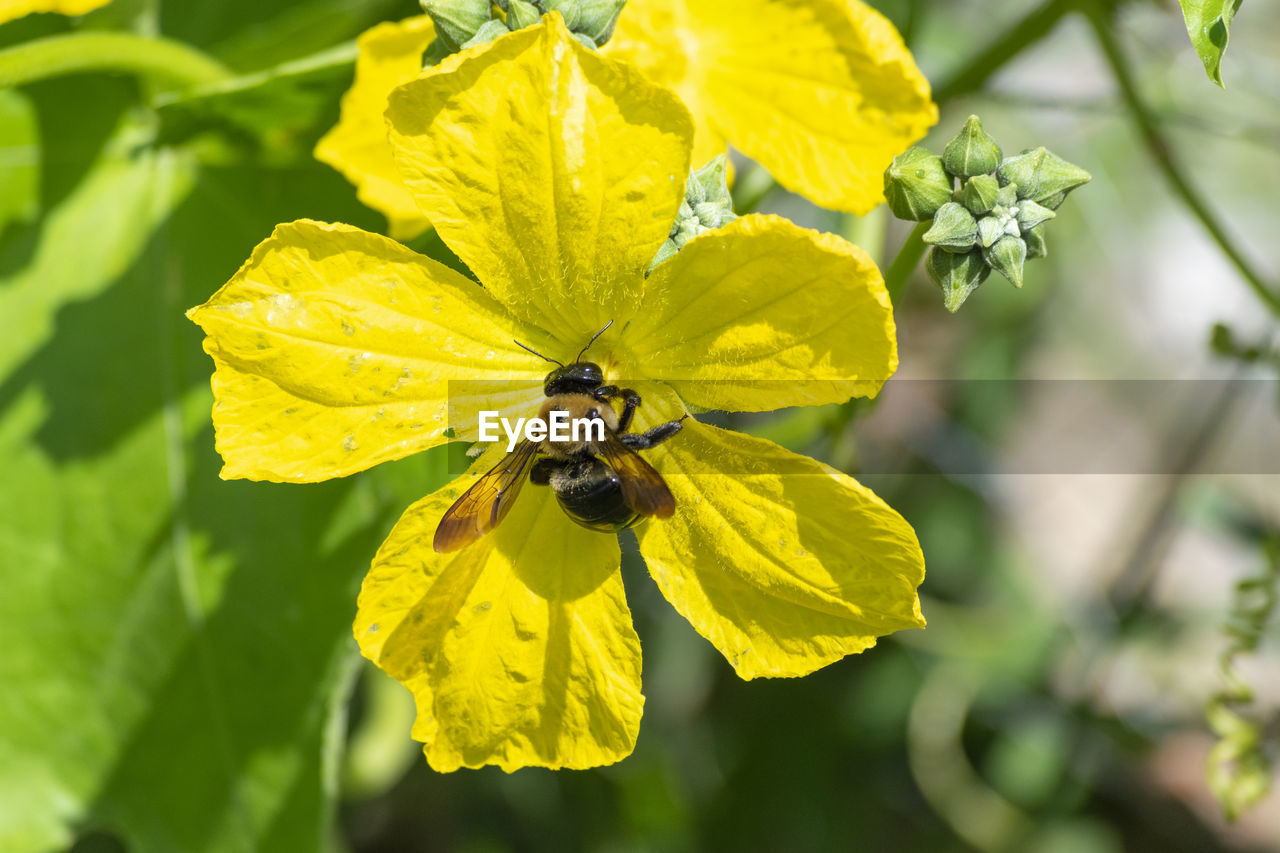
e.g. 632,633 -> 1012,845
421,0 -> 627,58
884,115 -> 1090,312
650,155 -> 737,271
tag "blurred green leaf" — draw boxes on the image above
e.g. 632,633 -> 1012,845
0,89 -> 39,236
0,108 -> 447,850
1177,0 -> 1242,86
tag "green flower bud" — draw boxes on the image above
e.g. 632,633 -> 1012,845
984,234 -> 1027,288
996,182 -> 1018,207
942,115 -> 1002,178
506,0 -> 542,29
1015,198 -> 1055,233
884,147 -> 952,221
997,147 -> 1091,209
571,31 -> 598,49
421,0 -> 492,50
961,174 -> 999,215
927,248 -> 991,313
1024,223 -> 1048,259
544,0 -> 582,29
922,202 -> 978,252
573,0 -> 627,45
976,214 -> 1005,249
649,155 -> 737,272
461,18 -> 512,48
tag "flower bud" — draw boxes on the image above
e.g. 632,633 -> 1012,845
649,156 -> 737,271
928,248 -> 991,313
506,0 -> 542,30
996,182 -> 1018,208
997,147 -> 1091,209
922,202 -> 978,252
884,147 -> 952,221
1015,198 -> 1055,233
690,153 -> 732,207
942,115 -> 1002,178
984,234 -> 1027,288
1024,224 -> 1048,259
421,0 -> 492,50
461,18 -> 512,48
961,174 -> 999,215
573,0 -> 628,45
976,214 -> 1004,249
544,0 -> 582,29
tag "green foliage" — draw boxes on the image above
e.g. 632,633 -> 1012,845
1177,0 -> 1242,87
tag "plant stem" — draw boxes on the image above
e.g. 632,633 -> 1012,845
731,163 -> 778,215
151,41 -> 358,109
1083,3 -> 1280,317
884,221 -> 931,305
840,207 -> 888,267
0,32 -> 230,92
934,0 -> 1077,103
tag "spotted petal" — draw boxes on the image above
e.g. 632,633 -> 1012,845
314,16 -> 438,240
621,214 -> 896,412
355,454 -> 643,771
634,391 -> 925,679
386,15 -> 693,348
187,220 -> 550,482
608,0 -> 937,213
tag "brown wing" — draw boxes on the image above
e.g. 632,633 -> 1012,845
594,431 -> 676,520
433,440 -> 539,553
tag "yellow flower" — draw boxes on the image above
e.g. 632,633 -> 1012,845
191,16 -> 925,772
314,0 -> 936,240
0,0 -> 111,22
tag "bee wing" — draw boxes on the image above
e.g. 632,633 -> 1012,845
595,431 -> 676,520
433,440 -> 540,553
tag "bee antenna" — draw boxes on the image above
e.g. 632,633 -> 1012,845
513,339 -> 563,366
576,319 -> 613,362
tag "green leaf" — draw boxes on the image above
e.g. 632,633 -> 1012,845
1178,0 -> 1243,86
0,117 -> 447,851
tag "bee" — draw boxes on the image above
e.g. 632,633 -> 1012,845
433,322 -> 686,553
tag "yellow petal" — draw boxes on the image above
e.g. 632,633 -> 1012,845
634,392 -> 925,680
621,214 -> 896,412
0,0 -> 110,20
313,17 -> 437,241
386,15 -> 693,345
605,0 -> 727,171
355,455 -> 643,771
187,220 -> 550,482
608,0 -> 937,214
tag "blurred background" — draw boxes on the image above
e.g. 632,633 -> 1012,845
1,0 -> 1277,851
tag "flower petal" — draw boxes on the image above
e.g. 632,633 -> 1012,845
385,15 -> 693,345
610,0 -> 936,214
605,0 -> 727,171
0,0 -> 110,21
355,455 -> 643,771
313,17 -> 437,241
187,220 -> 550,482
634,394 -> 925,680
621,214 -> 896,412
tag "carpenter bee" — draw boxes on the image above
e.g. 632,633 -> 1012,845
433,322 -> 685,553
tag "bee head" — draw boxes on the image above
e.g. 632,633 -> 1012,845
545,362 -> 604,396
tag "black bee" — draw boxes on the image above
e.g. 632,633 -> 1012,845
433,322 -> 685,553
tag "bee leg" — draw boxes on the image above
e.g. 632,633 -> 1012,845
619,415 -> 686,449
530,458 -> 556,486
594,385 -> 643,433
614,388 -> 642,432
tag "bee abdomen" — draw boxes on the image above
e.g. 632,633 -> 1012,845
549,458 -> 641,532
